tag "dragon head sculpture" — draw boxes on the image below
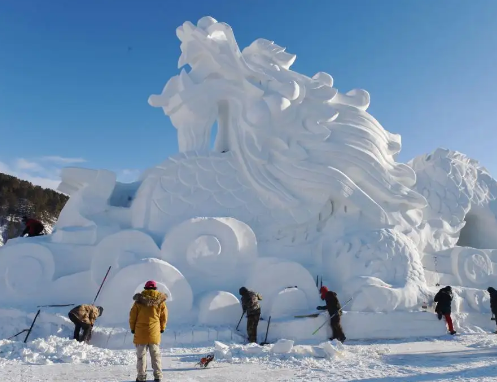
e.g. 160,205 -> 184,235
149,17 -> 426,225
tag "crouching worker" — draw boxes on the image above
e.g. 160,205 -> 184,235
434,286 -> 456,335
68,305 -> 104,343
239,287 -> 262,343
129,280 -> 167,382
317,286 -> 346,343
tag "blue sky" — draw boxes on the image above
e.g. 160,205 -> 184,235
0,0 -> 496,189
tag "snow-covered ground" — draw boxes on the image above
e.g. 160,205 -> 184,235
2,334 -> 497,381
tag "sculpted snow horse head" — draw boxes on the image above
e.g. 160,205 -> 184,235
148,16 -> 426,227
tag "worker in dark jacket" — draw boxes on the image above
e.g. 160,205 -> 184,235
317,286 -> 346,343
20,216 -> 45,237
239,287 -> 262,343
434,286 -> 456,335
487,287 -> 497,331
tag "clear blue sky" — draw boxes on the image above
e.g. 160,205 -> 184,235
1,0 -> 496,188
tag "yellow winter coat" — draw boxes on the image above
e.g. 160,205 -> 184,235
129,290 -> 168,345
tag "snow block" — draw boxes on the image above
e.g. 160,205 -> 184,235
270,339 -> 294,354
320,341 -> 340,358
197,291 -> 242,326
97,258 -> 193,325
214,341 -> 233,360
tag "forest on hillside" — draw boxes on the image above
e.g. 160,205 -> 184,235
0,173 -> 68,241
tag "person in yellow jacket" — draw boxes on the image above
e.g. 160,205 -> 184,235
129,280 -> 168,382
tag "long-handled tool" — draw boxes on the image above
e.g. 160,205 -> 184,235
236,312 -> 245,331
260,316 -> 271,345
92,266 -> 111,305
312,298 -> 352,336
24,310 -> 41,343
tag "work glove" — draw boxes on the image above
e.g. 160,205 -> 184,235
131,330 -> 135,334
160,330 -> 164,333
316,306 -> 326,310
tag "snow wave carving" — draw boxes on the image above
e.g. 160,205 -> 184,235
98,258 -> 193,325
161,217 -> 257,293
91,230 -> 163,286
0,243 -> 55,303
322,229 -> 429,311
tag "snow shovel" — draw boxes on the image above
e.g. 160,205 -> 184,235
260,316 -> 271,345
312,298 -> 353,335
236,312 -> 245,331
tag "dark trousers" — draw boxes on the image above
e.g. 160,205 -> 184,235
68,313 -> 92,343
247,313 -> 260,343
330,317 -> 346,343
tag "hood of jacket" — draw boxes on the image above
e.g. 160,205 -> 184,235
133,289 -> 167,306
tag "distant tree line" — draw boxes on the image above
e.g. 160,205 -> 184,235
0,172 -> 68,241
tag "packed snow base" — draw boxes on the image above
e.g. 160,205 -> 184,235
3,333 -> 497,381
2,16 -> 497,346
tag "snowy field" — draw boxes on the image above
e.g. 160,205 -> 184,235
2,334 -> 497,381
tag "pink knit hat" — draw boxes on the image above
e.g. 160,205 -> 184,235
144,280 -> 157,289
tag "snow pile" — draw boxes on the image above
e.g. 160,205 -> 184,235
214,339 -> 346,362
2,16 -> 497,342
0,336 -> 135,366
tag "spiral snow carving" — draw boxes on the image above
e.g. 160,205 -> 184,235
91,230 -> 163,286
427,247 -> 496,289
98,258 -> 193,325
161,217 -> 258,293
0,243 -> 55,303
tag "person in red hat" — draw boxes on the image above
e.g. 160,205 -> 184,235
317,286 -> 346,343
129,280 -> 168,382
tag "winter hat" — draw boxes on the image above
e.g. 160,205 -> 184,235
239,287 -> 248,296
144,280 -> 157,290
320,286 -> 329,300
97,306 -> 104,316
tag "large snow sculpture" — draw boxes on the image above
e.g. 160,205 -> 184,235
3,16 -> 497,331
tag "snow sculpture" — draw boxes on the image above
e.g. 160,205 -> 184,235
3,16 -> 497,332
161,217 -> 257,293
